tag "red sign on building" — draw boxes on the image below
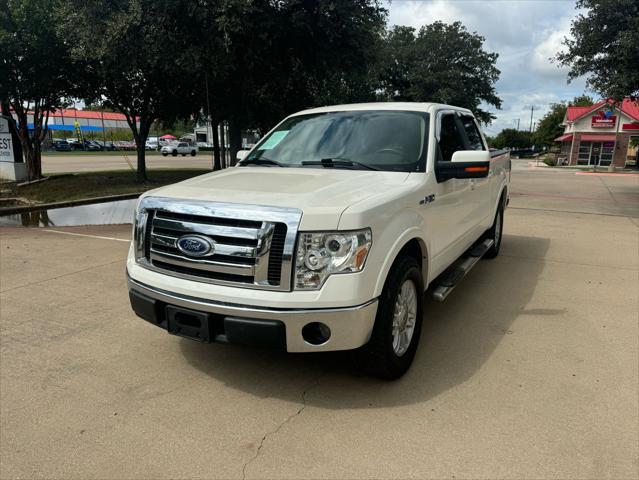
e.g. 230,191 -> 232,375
591,111 -> 617,128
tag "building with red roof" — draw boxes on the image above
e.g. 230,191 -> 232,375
11,108 -> 138,136
555,98 -> 639,168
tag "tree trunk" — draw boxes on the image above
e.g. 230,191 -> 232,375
15,110 -> 41,181
135,141 -> 147,182
229,119 -> 242,166
212,121 -> 221,171
129,116 -> 151,183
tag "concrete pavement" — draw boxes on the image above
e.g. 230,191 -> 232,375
1,164 -> 638,479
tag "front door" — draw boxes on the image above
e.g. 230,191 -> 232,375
427,112 -> 486,278
590,142 -> 602,166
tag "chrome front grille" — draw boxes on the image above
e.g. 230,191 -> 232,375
134,197 -> 302,291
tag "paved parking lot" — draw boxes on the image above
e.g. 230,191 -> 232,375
42,153 -> 215,173
1,164 -> 638,479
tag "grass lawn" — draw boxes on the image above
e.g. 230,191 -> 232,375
2,169 -> 210,204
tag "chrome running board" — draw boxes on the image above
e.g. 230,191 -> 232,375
432,238 -> 494,302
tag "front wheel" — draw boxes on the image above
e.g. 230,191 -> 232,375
190,150 -> 196,156
171,150 -> 178,157
483,203 -> 504,259
353,255 -> 423,380
161,152 -> 168,157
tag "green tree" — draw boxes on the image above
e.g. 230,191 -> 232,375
557,0 -> 639,101
0,0 -> 84,180
533,103 -> 567,148
492,129 -> 533,150
65,0 -> 205,182
534,95 -> 595,148
378,22 -> 501,124
200,0 -> 387,162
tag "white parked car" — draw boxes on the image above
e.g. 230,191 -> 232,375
160,142 -> 198,157
128,102 -> 510,379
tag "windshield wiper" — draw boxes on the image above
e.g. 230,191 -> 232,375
240,157 -> 287,167
301,158 -> 380,171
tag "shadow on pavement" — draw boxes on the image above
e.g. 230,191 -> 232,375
179,234 -> 550,409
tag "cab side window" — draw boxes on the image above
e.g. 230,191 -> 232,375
438,114 -> 466,162
460,115 -> 485,151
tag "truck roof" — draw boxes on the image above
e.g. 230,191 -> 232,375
291,102 -> 473,116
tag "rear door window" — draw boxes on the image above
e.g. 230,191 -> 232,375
460,115 -> 485,151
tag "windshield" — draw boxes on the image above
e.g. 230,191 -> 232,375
245,110 -> 429,172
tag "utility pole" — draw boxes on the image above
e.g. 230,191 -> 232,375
516,118 -> 520,131
529,105 -> 534,132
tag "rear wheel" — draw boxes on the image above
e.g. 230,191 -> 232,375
172,150 -> 178,157
484,202 -> 504,259
162,152 -> 168,157
353,255 -> 423,380
190,150 -> 196,156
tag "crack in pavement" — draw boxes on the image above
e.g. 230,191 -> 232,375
241,372 -> 323,480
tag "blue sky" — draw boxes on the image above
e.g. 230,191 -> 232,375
387,0 -> 591,134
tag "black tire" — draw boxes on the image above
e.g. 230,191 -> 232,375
484,201 -> 504,259
162,152 -> 168,157
353,255 -> 424,380
190,150 -> 196,156
182,153 -> 186,156
172,150 -> 178,157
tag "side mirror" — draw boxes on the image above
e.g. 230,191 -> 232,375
236,150 -> 250,162
451,150 -> 490,164
436,150 -> 490,181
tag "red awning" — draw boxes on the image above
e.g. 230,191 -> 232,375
581,134 -> 617,142
623,123 -> 639,131
554,134 -> 573,142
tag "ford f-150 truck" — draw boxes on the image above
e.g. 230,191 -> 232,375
127,102 -> 510,379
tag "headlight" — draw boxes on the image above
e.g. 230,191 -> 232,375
133,201 -> 148,261
294,229 -> 372,290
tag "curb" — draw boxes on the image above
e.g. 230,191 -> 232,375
0,193 -> 141,216
574,172 -> 639,177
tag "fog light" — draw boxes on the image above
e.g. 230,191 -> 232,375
302,322 -> 331,345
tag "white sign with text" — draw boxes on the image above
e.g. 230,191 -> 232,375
0,117 -> 15,161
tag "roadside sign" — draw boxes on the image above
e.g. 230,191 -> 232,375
0,117 -> 15,161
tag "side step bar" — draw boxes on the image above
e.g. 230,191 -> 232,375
432,238 -> 494,302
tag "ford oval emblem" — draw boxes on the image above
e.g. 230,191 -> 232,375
176,235 -> 214,257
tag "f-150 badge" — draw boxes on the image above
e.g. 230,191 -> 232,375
419,194 -> 435,206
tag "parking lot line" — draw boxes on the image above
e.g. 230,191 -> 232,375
42,228 -> 130,243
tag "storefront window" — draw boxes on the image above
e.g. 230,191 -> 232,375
577,140 -> 616,166
577,142 -> 591,165
600,141 -> 614,166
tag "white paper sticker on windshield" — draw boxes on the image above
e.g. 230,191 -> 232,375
260,130 -> 289,150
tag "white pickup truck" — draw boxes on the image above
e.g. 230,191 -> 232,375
128,102 -> 510,379
160,142 -> 198,157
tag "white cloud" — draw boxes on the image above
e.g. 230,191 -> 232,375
386,0 -> 592,133
388,0 -> 467,31
530,17 -> 573,77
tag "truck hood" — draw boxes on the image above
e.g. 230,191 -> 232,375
145,167 -> 411,229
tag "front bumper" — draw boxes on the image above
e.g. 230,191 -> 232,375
127,275 -> 378,352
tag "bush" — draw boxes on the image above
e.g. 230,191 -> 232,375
543,157 -> 557,167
